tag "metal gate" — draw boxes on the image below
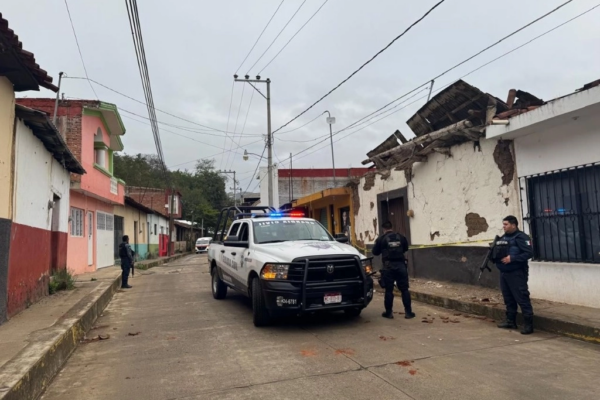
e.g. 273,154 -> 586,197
114,215 -> 124,263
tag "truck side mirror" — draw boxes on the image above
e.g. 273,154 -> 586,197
335,235 -> 349,244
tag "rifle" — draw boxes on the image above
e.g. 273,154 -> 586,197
131,251 -> 136,277
478,235 -> 500,281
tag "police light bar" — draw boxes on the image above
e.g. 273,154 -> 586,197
268,211 -> 304,218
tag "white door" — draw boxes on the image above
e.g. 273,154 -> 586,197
87,212 -> 94,266
96,212 -> 115,268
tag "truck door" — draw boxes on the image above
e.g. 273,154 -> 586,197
230,222 -> 251,291
219,222 -> 242,288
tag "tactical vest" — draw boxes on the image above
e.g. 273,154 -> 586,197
382,233 -> 405,262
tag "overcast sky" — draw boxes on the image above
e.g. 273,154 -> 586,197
5,0 -> 600,193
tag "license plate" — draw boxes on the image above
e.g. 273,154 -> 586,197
324,293 -> 342,304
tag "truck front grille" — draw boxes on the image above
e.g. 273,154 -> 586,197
289,257 -> 361,282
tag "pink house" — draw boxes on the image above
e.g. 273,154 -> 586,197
17,99 -> 127,274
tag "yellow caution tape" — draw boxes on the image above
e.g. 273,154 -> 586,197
353,238 -> 494,253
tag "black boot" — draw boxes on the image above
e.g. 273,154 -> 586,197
382,311 -> 394,319
521,316 -> 534,335
404,309 -> 416,319
497,313 -> 517,329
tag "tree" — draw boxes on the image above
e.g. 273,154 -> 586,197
113,153 -> 232,236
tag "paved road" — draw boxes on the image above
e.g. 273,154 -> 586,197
41,255 -> 600,400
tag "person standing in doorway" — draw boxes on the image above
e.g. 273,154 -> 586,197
495,215 -> 534,334
372,221 -> 415,319
119,235 -> 134,289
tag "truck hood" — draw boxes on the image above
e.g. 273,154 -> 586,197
254,240 -> 364,262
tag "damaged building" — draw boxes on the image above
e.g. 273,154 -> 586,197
352,78 -> 600,308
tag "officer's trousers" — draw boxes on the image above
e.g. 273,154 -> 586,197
380,264 -> 412,313
500,268 -> 533,318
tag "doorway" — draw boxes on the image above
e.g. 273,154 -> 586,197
50,195 -> 61,272
114,215 -> 124,263
377,187 -> 410,238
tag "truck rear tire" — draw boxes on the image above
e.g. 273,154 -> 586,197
252,278 -> 271,327
212,267 -> 227,300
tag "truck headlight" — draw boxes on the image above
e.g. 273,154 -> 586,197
261,264 -> 289,280
361,259 -> 372,275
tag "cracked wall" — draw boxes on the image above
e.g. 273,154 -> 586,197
354,139 -> 520,246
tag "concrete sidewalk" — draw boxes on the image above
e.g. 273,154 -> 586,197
0,253 -> 189,400
401,278 -> 600,344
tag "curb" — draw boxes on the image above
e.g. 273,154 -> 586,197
0,253 -> 190,400
409,290 -> 600,345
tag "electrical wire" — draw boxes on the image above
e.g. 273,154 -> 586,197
336,0 -> 576,135
220,81 -> 236,169
236,0 -> 286,74
228,89 -> 256,170
277,111 -> 326,135
224,84 -> 246,169
63,0 -> 99,99
63,76 -> 261,136
258,0 -> 329,74
271,0 -> 447,134
242,144 -> 268,196
245,0 -> 307,74
287,0 -> 595,166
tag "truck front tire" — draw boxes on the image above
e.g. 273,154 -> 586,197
252,278 -> 271,327
344,308 -> 363,318
211,267 -> 227,300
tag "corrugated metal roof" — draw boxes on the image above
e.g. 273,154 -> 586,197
0,13 -> 58,92
15,105 -> 85,174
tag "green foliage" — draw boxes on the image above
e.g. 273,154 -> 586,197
49,269 -> 75,294
113,153 -> 232,233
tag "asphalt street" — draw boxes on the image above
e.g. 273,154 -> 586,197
41,254 -> 600,400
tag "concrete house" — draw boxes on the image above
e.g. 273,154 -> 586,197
353,78 -> 600,308
487,79 -> 600,307
0,15 -> 84,322
126,187 -> 182,257
17,99 -> 127,275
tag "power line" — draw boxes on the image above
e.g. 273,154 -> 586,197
224,84 -> 246,168
63,0 -> 99,99
228,88 -> 256,170
245,0 -> 307,74
220,81 -> 236,169
121,113 -> 261,154
337,0 -> 576,134
278,111 -> 326,135
258,0 -> 329,74
236,0 -> 286,74
243,143 -> 268,196
118,108 -> 261,137
288,1 -> 595,165
125,0 -> 167,175
271,0 -> 447,134
63,76 -> 260,136
167,137 -> 265,170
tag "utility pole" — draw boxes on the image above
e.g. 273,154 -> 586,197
218,170 -> 237,206
168,187 -> 175,256
289,153 -> 293,203
324,111 -> 337,188
234,75 -> 273,207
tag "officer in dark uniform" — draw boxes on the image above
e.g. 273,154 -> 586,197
372,221 -> 415,320
495,215 -> 534,334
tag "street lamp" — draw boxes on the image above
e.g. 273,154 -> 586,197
324,111 -> 336,187
243,149 -> 265,161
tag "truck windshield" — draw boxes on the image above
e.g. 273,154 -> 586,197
253,220 -> 333,244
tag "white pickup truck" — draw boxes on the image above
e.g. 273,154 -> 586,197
207,207 -> 374,327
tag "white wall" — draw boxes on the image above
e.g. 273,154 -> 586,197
355,139 -> 520,246
529,262 -> 600,308
514,115 -> 600,177
13,119 -> 70,232
512,108 -> 600,308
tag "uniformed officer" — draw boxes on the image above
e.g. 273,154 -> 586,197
495,215 -> 534,334
372,221 -> 415,320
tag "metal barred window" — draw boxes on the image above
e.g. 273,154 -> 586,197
519,163 -> 600,263
106,214 -> 114,231
70,208 -> 84,237
97,212 -> 106,231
